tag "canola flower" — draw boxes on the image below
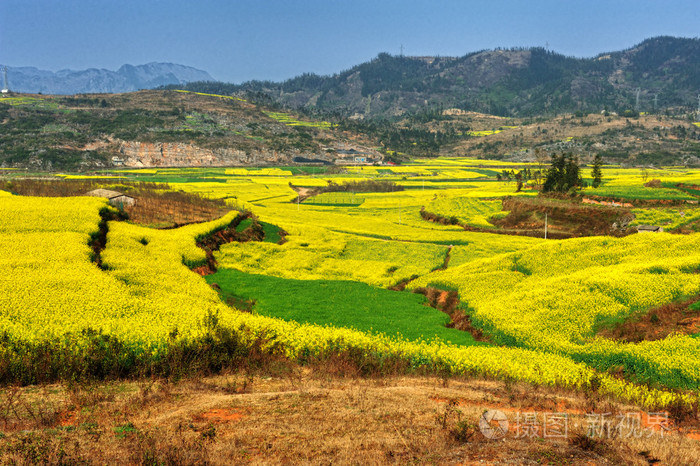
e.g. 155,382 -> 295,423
216,228 -> 446,288
630,207 -> 700,230
465,130 -> 502,137
0,196 -> 237,346
0,95 -> 60,110
216,309 -> 693,409
4,168 -> 700,410
174,89 -> 246,102
426,196 -> 508,229
263,111 -> 331,128
409,232 -> 700,391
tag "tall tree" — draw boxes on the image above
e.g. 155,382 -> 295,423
564,154 -> 583,191
534,148 -> 548,186
591,154 -> 603,188
543,153 -> 565,192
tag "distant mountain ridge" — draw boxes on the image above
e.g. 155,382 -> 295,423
177,36 -> 700,118
3,62 -> 214,95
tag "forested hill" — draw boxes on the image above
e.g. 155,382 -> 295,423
173,36 -> 700,119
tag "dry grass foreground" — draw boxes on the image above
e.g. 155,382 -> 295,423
1,363 -> 699,465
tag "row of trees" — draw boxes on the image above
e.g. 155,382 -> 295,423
498,153 -> 603,193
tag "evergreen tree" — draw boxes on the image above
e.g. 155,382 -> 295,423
564,154 -> 583,191
591,154 -> 603,188
543,153 -> 583,193
543,153 -> 565,192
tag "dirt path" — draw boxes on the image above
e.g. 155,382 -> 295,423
290,186 -> 316,202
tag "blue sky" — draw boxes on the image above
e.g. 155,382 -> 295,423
1,0 -> 698,83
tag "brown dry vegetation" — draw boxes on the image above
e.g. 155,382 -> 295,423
492,196 -> 637,238
193,212 -> 263,276
291,180 -> 404,203
442,112 -> 700,163
1,90 -> 384,170
421,196 -> 636,239
0,179 -> 231,227
123,189 -> 231,228
2,364 -> 699,465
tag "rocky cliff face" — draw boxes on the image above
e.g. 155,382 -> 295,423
114,141 -> 366,167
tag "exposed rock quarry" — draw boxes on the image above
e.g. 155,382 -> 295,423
117,141 -> 307,167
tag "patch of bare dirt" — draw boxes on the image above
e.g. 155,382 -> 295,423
194,408 -> 247,423
421,196 -> 636,239
598,296 -> 700,343
492,196 -> 636,238
413,286 -> 490,343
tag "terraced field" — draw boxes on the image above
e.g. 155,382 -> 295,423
3,158 -> 700,412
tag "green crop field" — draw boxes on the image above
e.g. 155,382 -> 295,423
206,269 -> 481,346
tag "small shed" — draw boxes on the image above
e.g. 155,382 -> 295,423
85,188 -> 136,207
636,225 -> 663,233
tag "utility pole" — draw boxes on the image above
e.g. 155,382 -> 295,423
544,213 -> 548,239
654,94 -> 658,112
400,44 -> 404,57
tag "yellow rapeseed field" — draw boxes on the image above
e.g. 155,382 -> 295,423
4,160 -> 700,409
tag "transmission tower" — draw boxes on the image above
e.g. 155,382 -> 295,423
400,44 -> 404,57
635,88 -> 641,112
1,66 -> 8,94
697,93 -> 700,115
654,94 -> 658,112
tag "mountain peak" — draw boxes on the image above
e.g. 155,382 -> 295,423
5,63 -> 214,95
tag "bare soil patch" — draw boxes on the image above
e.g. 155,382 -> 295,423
413,286 -> 490,343
598,296 -> 700,343
493,196 -> 636,238
421,196 -> 635,239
